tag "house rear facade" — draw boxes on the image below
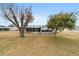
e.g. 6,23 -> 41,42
0,25 -> 53,33
0,25 -> 79,33
26,25 -> 52,33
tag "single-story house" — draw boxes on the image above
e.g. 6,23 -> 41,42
0,25 -> 79,33
26,25 -> 53,34
0,25 -> 53,33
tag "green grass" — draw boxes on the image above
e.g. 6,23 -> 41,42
0,31 -> 79,55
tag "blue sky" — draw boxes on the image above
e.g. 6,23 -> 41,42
0,3 -> 79,26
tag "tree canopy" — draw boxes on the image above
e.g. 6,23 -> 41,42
47,12 -> 77,38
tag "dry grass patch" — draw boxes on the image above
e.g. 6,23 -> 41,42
0,31 -> 79,55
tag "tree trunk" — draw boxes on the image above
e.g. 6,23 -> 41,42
54,29 -> 57,39
20,28 -> 24,38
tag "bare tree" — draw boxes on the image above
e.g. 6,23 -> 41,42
0,3 -> 34,38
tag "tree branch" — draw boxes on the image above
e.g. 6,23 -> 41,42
20,14 -> 24,28
9,8 -> 20,29
5,14 -> 19,28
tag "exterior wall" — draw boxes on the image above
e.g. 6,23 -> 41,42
40,26 -> 53,34
25,26 -> 53,34
41,26 -> 48,30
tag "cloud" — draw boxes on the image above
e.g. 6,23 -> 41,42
29,15 -> 48,25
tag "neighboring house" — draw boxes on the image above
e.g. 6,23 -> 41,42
0,26 -> 9,31
8,27 -> 18,31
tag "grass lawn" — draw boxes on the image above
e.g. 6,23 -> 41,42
0,31 -> 79,56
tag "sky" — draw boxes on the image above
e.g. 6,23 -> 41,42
0,3 -> 79,26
